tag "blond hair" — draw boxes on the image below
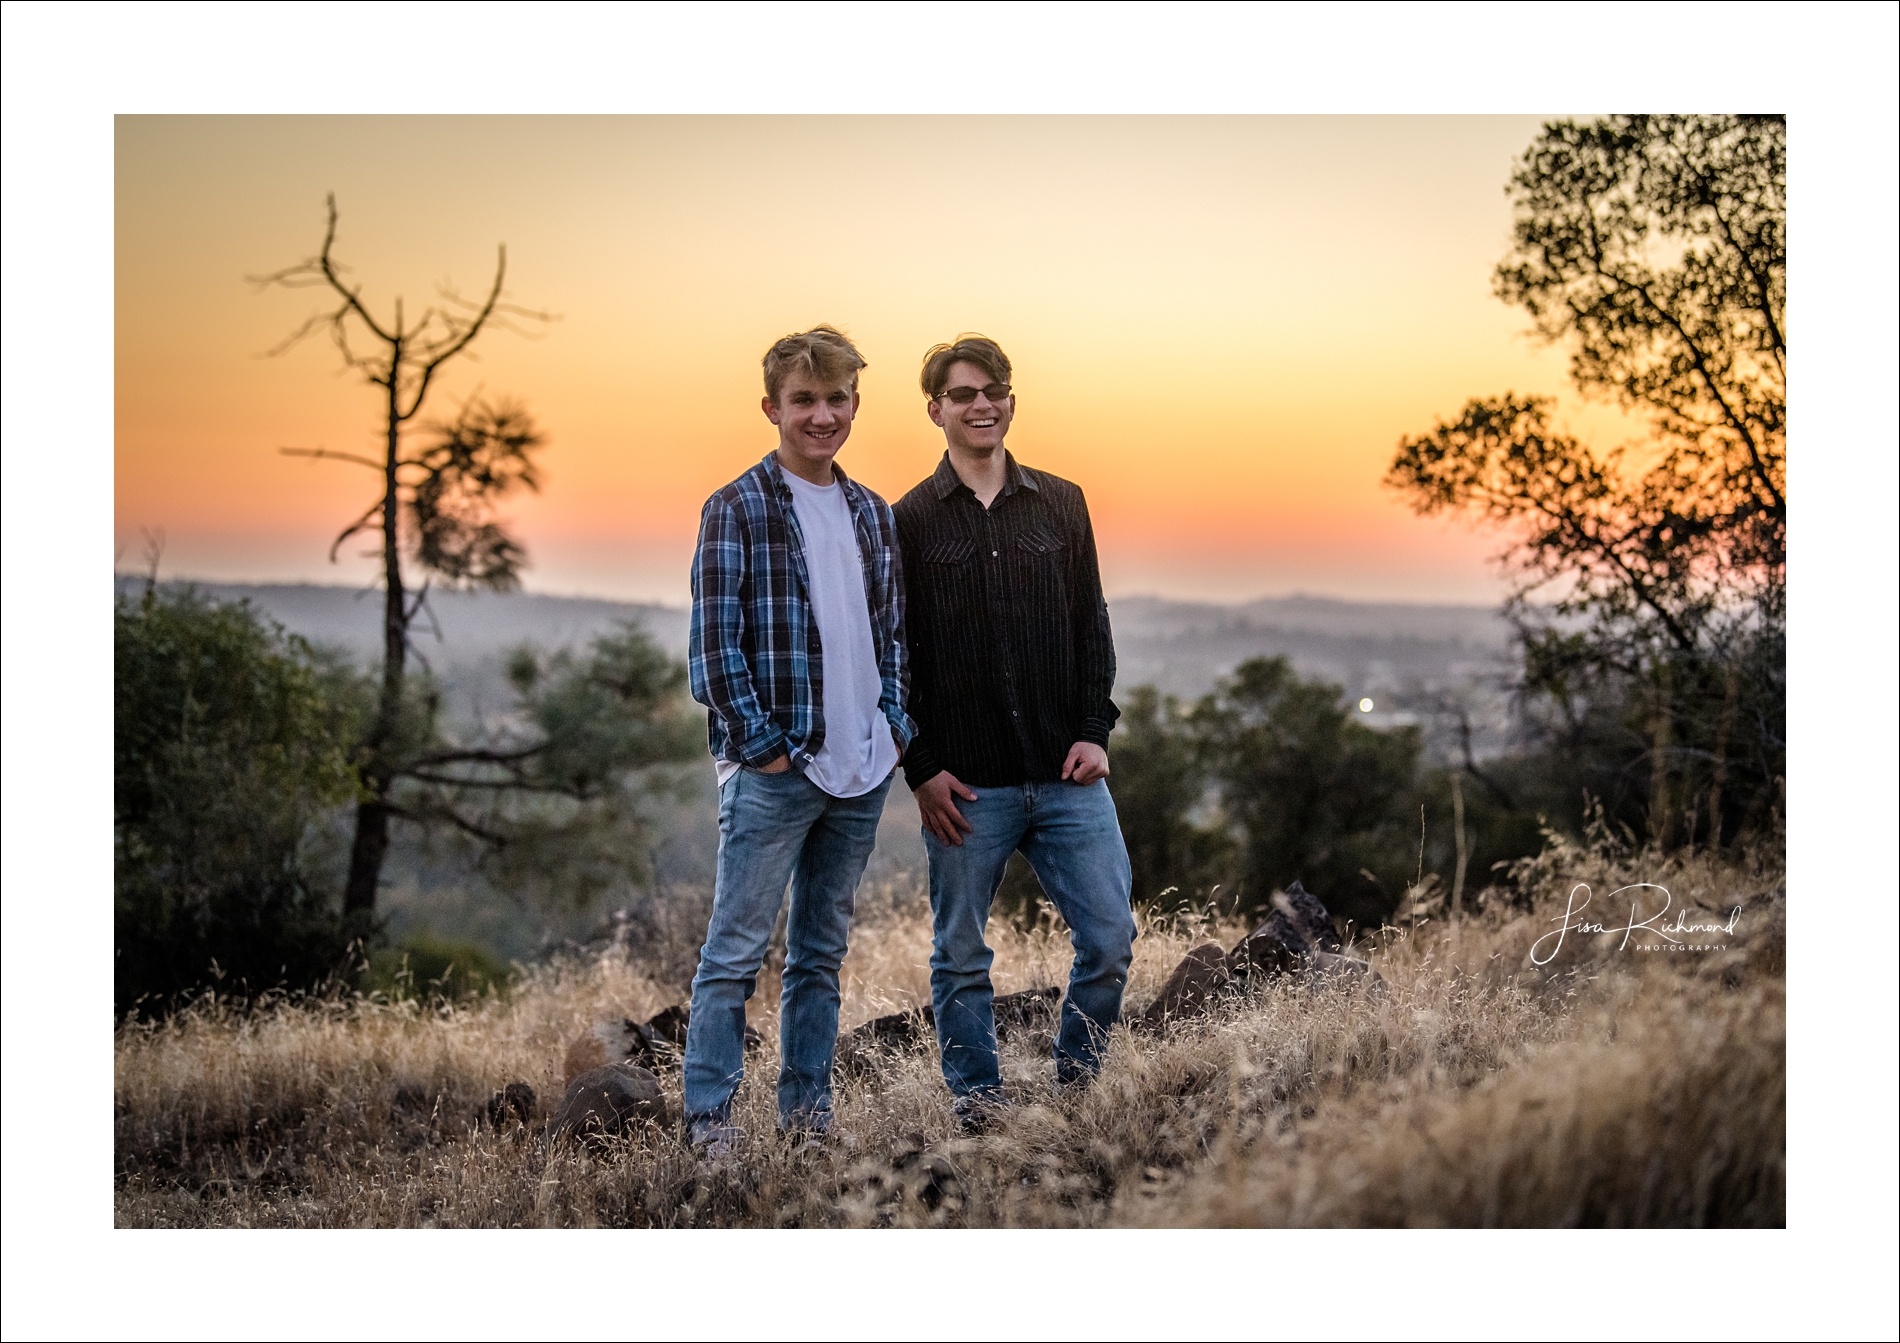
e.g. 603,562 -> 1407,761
762,325 -> 867,402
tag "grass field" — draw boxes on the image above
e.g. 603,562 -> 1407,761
114,825 -> 1784,1229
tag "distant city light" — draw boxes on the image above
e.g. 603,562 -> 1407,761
1358,697 -> 1374,713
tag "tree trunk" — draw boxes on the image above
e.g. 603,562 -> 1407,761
1450,770 -> 1469,920
342,798 -> 391,918
342,356 -> 408,918
1649,665 -> 1674,849
1706,662 -> 1740,851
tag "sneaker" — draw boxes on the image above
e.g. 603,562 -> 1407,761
952,1092 -> 1009,1136
778,1109 -> 838,1158
779,1108 -> 833,1137
689,1119 -> 745,1161
1054,1068 -> 1097,1099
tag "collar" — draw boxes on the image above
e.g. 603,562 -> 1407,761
930,450 -> 1038,500
763,449 -> 854,499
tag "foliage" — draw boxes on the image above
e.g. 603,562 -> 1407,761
1189,658 -> 1422,927
114,579 -> 698,1006
1385,115 -> 1785,849
407,398 -> 544,591
1082,660 -> 1426,929
394,622 -> 705,911
115,585 -> 361,1011
1106,685 -> 1233,906
361,936 -> 512,1002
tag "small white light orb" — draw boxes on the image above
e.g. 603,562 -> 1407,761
1358,697 -> 1374,713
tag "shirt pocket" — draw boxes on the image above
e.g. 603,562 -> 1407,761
1013,524 -> 1070,614
919,534 -> 980,626
1014,526 -> 1066,559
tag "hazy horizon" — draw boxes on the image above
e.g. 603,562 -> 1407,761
119,567 -> 1512,615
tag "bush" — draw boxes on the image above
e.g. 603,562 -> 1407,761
1192,657 -> 1423,927
115,584 -> 361,1012
360,935 -> 512,1001
1097,658 -> 1427,929
1107,686 -> 1235,909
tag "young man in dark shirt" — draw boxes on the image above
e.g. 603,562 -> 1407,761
893,334 -> 1136,1130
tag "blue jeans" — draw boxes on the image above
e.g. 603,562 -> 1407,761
923,779 -> 1136,1094
684,766 -> 894,1130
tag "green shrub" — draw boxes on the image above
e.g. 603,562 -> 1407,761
115,584 -> 363,1013
361,935 -> 512,1001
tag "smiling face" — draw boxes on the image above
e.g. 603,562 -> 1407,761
927,359 -> 1015,456
764,369 -> 859,483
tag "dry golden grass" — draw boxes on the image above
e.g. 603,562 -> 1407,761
114,834 -> 1784,1228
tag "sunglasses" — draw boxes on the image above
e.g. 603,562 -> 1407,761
934,382 -> 1012,406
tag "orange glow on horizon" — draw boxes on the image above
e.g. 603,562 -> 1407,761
115,115 -> 1644,605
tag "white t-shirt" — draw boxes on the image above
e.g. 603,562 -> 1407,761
713,471 -> 898,798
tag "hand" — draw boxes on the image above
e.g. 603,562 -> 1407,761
1061,741 -> 1109,785
756,753 -> 791,774
916,770 -> 977,846
892,727 -> 905,765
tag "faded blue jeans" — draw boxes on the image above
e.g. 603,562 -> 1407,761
684,766 -> 893,1131
923,778 -> 1136,1095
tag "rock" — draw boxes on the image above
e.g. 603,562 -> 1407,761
1310,950 -> 1386,995
838,986 -> 1064,1075
1139,943 -> 1233,1029
838,1005 -> 934,1075
993,985 -> 1062,1038
563,1004 -> 763,1085
484,1081 -> 536,1130
550,1063 -> 670,1147
1209,881 -> 1385,995
563,1022 -> 627,1085
644,1003 -> 691,1048
1229,879 -> 1345,978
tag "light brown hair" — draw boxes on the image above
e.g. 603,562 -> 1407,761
762,325 -> 867,402
920,334 -> 1012,400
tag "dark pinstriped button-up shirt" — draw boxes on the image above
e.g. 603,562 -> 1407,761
893,451 -> 1118,789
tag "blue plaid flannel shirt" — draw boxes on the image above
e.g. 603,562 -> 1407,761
689,451 -> 915,773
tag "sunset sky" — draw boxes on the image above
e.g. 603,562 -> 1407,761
115,115 -> 1647,605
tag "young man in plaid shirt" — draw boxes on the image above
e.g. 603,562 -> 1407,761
683,326 -> 913,1155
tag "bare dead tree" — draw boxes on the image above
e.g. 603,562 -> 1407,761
254,195 -> 553,919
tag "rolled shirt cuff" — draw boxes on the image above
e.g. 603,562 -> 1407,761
737,724 -> 790,768
1077,716 -> 1115,750
883,704 -> 917,755
900,735 -> 942,791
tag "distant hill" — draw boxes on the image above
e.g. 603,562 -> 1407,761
116,577 -> 1516,721
1109,593 -> 1512,707
114,576 -> 690,663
